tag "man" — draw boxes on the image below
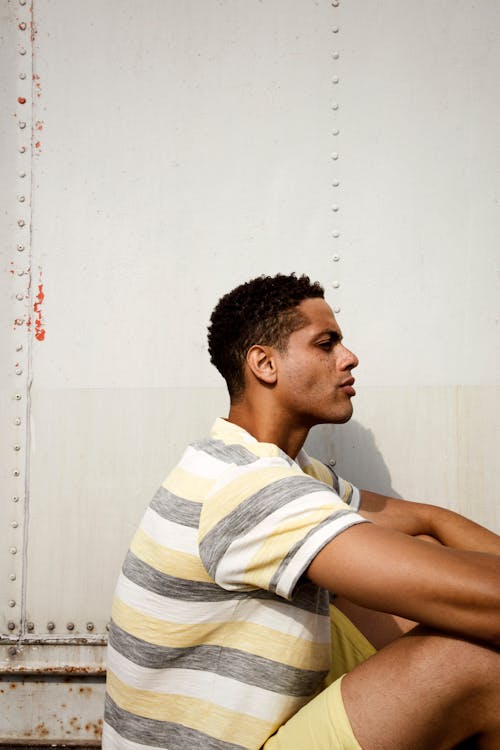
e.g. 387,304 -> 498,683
104,273 -> 500,750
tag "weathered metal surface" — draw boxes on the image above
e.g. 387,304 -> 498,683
0,675 -> 103,745
0,645 -> 106,675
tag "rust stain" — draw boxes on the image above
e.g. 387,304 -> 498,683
35,722 -> 49,737
33,280 -> 46,341
35,119 -> 44,131
33,74 -> 42,98
69,716 -> 82,732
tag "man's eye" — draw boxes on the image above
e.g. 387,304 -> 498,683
318,341 -> 333,350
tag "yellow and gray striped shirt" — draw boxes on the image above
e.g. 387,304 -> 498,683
104,418 -> 366,750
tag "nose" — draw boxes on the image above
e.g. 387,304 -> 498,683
340,344 -> 359,371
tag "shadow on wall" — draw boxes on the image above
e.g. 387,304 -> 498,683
305,420 -> 402,499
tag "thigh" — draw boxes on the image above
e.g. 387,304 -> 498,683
341,627 -> 500,750
263,675 -> 362,750
334,596 -> 418,650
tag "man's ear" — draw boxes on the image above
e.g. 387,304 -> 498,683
246,345 -> 278,386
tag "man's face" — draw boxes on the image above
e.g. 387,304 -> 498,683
273,297 -> 359,427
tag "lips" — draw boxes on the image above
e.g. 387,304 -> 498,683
340,378 -> 356,397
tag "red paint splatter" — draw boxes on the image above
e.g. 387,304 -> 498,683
35,141 -> 41,148
33,283 -> 45,341
18,97 -> 26,104
35,120 -> 43,131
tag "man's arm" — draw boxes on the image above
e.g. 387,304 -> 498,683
306,522 -> 500,645
359,489 -> 500,556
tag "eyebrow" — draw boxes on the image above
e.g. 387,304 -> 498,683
313,328 -> 343,342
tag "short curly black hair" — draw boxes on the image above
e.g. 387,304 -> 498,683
208,273 -> 324,400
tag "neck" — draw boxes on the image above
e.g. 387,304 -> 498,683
227,399 -> 310,459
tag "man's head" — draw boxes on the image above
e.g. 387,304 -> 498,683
208,273 -> 324,401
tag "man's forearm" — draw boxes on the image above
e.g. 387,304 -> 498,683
359,490 -> 500,556
424,504 -> 500,555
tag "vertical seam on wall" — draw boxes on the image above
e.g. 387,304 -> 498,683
20,0 -> 36,638
331,2 -> 341,314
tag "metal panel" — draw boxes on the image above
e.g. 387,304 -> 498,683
21,0 -> 337,635
0,0 -> 34,645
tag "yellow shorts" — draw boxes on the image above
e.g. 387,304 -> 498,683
263,605 -> 377,750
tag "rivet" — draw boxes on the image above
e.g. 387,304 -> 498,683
8,600 -> 16,608
47,621 -> 55,631
332,231 -> 340,238
332,281 -> 340,289
12,496 -> 20,503
18,121 -> 26,129
17,219 -> 25,228
16,293 -> 24,301
7,622 -> 16,631
332,26 -> 340,33
19,47 -> 27,55
106,622 -> 110,632
19,72 -> 27,80
11,521 -> 19,529
18,97 -> 26,104
13,445 -> 21,452
15,393 -> 22,400
9,574 -> 16,581
14,418 -> 22,425
331,153 -> 339,160
66,622 -> 75,631
27,621 -> 34,632
332,128 -> 340,136
10,547 -> 18,555
17,245 -> 25,252
333,52 -> 340,60
333,306 -> 341,314
333,255 -> 341,262
17,269 -> 25,276
19,21 -> 27,30
19,0 -> 27,5
12,469 -> 20,477
8,646 -> 17,657
16,344 -> 23,351
332,0 -> 339,6
86,622 -> 94,632
332,103 -> 339,111
19,171 -> 26,178
16,369 -> 23,375
18,195 -> 25,203
332,205 -> 340,212
332,76 -> 340,84
332,180 -> 340,187
19,146 -> 26,153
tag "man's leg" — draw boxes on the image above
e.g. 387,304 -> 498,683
334,596 -> 418,649
342,626 -> 500,749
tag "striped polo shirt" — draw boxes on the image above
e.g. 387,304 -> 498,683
103,418 -> 367,750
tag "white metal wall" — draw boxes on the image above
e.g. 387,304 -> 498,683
1,0 -> 498,743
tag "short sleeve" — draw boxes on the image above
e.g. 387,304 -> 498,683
198,457 -> 368,601
323,464 -> 361,512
